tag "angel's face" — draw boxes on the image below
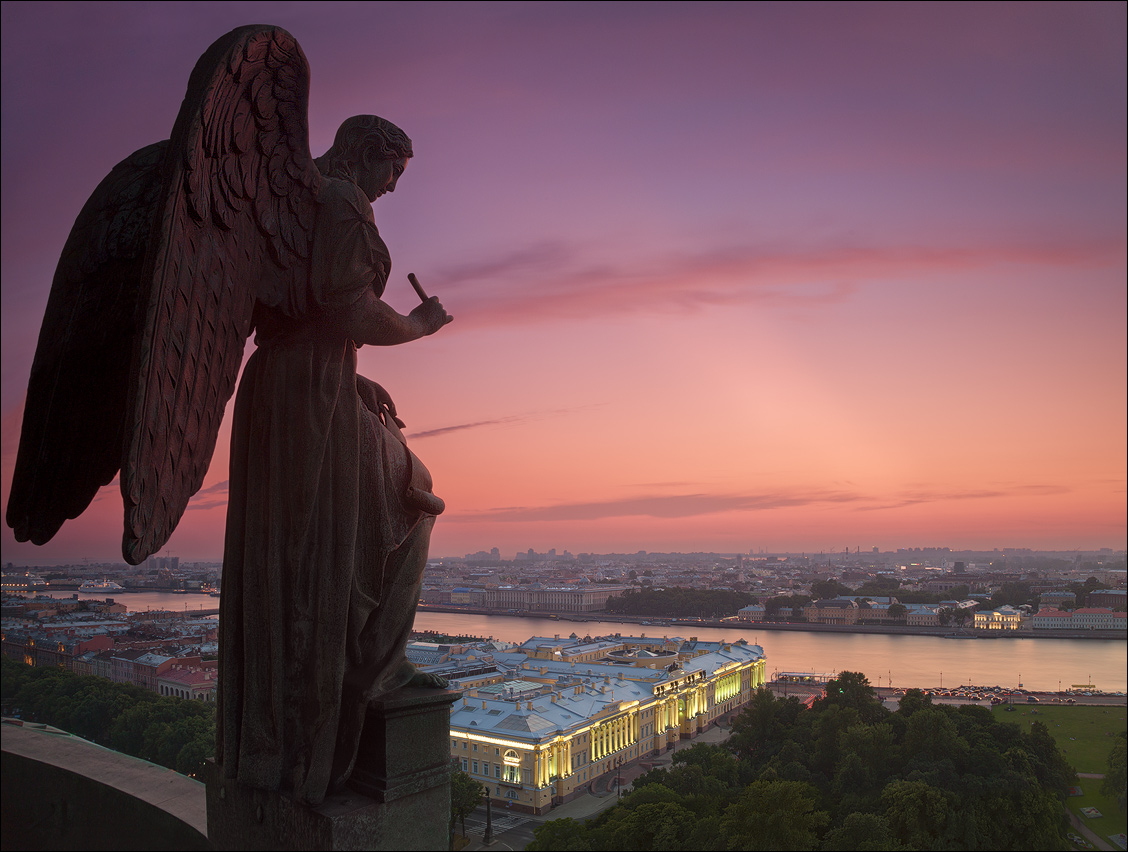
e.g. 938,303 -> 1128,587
359,154 -> 408,203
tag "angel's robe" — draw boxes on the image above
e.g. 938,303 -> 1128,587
217,175 -> 436,805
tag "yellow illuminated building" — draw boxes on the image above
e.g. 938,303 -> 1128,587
446,637 -> 765,814
973,606 -> 1025,631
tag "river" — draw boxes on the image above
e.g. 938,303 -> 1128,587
38,591 -> 1126,694
411,611 -> 1126,695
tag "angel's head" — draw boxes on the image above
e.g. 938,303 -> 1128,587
316,116 -> 414,202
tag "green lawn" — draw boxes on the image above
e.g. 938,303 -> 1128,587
1069,780 -> 1125,848
991,704 -> 1127,845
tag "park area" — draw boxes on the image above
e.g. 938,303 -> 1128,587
992,704 -> 1127,848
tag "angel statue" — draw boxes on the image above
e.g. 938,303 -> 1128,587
6,25 -> 452,805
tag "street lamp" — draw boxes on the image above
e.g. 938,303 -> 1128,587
482,786 -> 493,847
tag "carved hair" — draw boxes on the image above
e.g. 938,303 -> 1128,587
315,115 -> 413,182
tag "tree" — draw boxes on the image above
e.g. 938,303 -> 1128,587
887,603 -> 907,621
449,765 -> 483,841
720,780 -> 829,850
896,688 -> 931,719
881,780 -> 952,850
856,576 -> 900,595
818,671 -> 886,722
822,812 -> 904,851
727,688 -> 805,768
1102,734 -> 1127,812
835,722 -> 897,797
764,596 -> 790,619
671,742 -> 740,789
990,582 -> 1032,609
811,579 -> 850,600
903,706 -> 968,766
527,818 -> 593,851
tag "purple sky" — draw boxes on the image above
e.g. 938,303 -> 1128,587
2,2 -> 1125,564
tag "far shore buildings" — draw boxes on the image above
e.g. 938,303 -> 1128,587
737,592 -> 1125,634
1030,608 -> 1126,631
430,633 -> 766,814
425,583 -> 633,613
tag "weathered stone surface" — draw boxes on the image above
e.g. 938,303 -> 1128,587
207,688 -> 459,850
7,23 -> 455,815
2,720 -> 208,851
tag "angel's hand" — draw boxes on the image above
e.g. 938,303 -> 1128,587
409,296 -> 453,336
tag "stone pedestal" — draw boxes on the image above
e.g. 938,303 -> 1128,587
206,688 -> 458,851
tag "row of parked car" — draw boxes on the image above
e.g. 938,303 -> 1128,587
891,685 -> 1082,704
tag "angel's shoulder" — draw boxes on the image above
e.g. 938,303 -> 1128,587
317,176 -> 369,212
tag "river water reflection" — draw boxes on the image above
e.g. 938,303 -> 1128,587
413,611 -> 1127,695
41,592 -> 1125,694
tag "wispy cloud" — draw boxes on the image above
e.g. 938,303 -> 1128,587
859,483 -> 1071,511
409,416 -> 528,440
429,237 -> 1122,331
449,480 -> 1076,523
408,404 -> 603,440
449,488 -> 865,523
186,480 -> 229,511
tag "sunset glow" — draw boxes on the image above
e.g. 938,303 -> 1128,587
2,2 -> 1124,563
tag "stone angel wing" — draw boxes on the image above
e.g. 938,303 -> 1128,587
6,142 -> 168,550
7,25 -> 321,564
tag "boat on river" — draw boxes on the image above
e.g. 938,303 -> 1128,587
79,579 -> 125,592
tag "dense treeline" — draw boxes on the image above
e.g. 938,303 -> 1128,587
528,673 -> 1075,850
1,657 -> 214,778
604,588 -> 756,619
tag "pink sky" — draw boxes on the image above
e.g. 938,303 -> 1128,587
2,2 -> 1125,564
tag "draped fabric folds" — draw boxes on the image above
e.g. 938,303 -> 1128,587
218,177 -> 434,805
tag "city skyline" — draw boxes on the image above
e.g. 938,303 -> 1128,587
2,2 -> 1125,564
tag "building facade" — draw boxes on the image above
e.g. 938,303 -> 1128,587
973,606 -> 1025,631
444,636 -> 766,814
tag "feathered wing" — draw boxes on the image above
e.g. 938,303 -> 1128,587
7,142 -> 167,546
120,25 -> 321,564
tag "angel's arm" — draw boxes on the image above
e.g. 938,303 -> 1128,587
340,287 -> 451,346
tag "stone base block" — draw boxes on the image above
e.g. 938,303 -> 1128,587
207,687 -> 458,851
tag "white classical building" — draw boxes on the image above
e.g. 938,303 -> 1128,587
973,605 -> 1026,631
442,635 -> 766,814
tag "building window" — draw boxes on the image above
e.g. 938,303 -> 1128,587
502,749 -> 521,783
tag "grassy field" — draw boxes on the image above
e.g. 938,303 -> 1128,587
992,704 -> 1127,845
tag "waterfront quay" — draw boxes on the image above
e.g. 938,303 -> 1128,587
769,681 -> 1127,708
417,604 -> 1126,641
